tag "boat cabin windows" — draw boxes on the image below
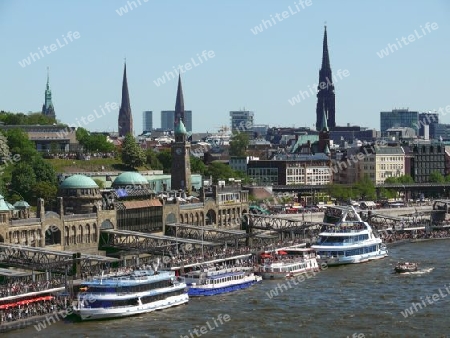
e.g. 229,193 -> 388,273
344,245 -> 377,257
82,289 -> 185,309
317,234 -> 368,245
80,279 -> 172,294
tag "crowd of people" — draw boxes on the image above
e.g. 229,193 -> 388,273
0,296 -> 70,325
0,279 -> 64,298
161,237 -> 308,268
381,229 -> 450,243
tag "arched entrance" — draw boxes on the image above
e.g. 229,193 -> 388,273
100,219 -> 114,230
45,225 -> 61,245
165,213 -> 176,235
206,209 -> 216,225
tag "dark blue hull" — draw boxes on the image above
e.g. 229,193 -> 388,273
187,280 -> 261,297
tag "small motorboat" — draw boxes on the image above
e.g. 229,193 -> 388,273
394,262 -> 418,273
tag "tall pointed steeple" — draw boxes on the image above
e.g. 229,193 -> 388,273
118,61 -> 133,136
315,25 -> 336,131
174,74 -> 185,130
321,26 -> 331,70
171,74 -> 191,193
321,108 -> 329,131
42,67 -> 56,120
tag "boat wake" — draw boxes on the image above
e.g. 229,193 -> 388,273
395,267 -> 434,275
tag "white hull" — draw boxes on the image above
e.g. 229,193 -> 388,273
316,251 -> 388,266
74,293 -> 189,321
255,257 -> 320,280
257,266 -> 319,280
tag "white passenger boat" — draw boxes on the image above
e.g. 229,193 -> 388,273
180,254 -> 262,296
73,266 -> 188,320
311,206 -> 388,266
254,247 -> 320,280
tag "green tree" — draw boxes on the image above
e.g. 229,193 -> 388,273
121,134 -> 145,168
11,163 -> 36,201
156,149 -> 172,173
429,171 -> 445,183
205,161 -> 237,183
32,182 -> 57,208
354,175 -> 376,200
229,132 -> 249,157
378,187 -> 397,199
398,175 -> 414,184
5,128 -> 38,161
190,156 -> 206,175
32,157 -> 57,185
76,128 -> 115,153
327,184 -> 356,202
0,132 -> 11,161
145,148 -> 164,170
0,111 -> 56,125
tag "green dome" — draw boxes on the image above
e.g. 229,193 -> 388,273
112,172 -> 148,187
60,175 -> 99,189
175,120 -> 187,135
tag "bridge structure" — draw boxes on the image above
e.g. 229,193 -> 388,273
0,243 -> 118,277
99,229 -> 221,256
244,214 -> 331,247
166,223 -> 279,248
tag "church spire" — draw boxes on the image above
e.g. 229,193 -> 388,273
118,61 -> 133,136
315,25 -> 336,131
322,108 -> 329,131
174,74 -> 185,130
46,67 -> 50,89
42,67 -> 55,120
321,25 -> 331,70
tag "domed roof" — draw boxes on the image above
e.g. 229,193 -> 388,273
60,175 -> 99,189
112,172 -> 148,187
175,120 -> 187,135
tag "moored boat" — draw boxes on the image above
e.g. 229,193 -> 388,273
312,206 -> 388,266
254,247 -> 320,280
183,266 -> 262,297
394,262 -> 418,273
73,266 -> 188,321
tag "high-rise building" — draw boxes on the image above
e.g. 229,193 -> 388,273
230,110 -> 254,133
142,111 -> 153,133
118,62 -> 134,136
171,75 -> 191,192
42,67 -> 56,120
418,112 -> 439,139
161,110 -> 192,132
315,26 -> 336,131
380,109 -> 418,134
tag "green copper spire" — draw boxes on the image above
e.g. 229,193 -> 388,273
42,67 -> 56,119
175,119 -> 187,135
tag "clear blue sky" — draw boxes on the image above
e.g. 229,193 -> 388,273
1,0 -> 449,133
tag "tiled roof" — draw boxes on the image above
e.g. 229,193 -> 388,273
116,199 -> 162,210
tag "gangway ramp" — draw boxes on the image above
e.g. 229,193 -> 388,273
0,243 -> 118,273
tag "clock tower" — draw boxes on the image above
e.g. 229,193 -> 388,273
171,75 -> 191,192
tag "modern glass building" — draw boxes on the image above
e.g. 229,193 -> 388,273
380,109 -> 418,134
142,111 -> 153,133
161,110 -> 192,132
230,110 -> 254,133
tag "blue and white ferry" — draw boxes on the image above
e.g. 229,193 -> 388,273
181,255 -> 262,297
311,206 -> 388,266
73,267 -> 188,320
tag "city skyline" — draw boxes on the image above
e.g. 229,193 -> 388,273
1,1 -> 449,133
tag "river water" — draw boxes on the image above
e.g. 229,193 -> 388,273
4,239 -> 450,338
